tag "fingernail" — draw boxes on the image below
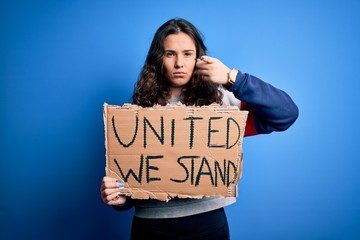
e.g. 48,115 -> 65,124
119,186 -> 124,190
200,56 -> 205,60
116,179 -> 121,183
119,183 -> 124,189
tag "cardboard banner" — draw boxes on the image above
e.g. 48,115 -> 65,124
103,103 -> 248,201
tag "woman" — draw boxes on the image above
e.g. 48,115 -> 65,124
100,18 -> 298,239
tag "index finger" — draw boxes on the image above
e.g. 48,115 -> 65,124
198,55 -> 214,64
102,176 -> 118,183
100,177 -> 123,191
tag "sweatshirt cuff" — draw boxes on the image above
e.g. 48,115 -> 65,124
227,70 -> 246,93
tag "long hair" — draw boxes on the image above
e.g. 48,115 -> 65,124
132,18 -> 223,107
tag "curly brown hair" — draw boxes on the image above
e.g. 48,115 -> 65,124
132,18 -> 223,107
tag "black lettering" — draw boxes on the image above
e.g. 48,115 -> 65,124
226,117 -> 241,149
171,119 -> 175,147
227,160 -> 238,186
208,116 -> 225,148
113,156 -> 143,183
112,115 -> 138,147
183,116 -> 203,149
143,116 -> 164,148
195,157 -> 215,186
214,160 -> 226,186
170,156 -> 199,183
190,157 -> 195,185
146,155 -> 162,183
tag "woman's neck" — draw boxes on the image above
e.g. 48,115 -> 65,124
169,87 -> 183,99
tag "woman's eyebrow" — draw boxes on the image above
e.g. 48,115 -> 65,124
164,49 -> 195,52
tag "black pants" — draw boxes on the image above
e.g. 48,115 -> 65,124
130,208 -> 230,240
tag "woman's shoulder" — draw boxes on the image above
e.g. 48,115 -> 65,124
220,88 -> 241,107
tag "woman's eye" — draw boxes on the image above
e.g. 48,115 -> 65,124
165,52 -> 175,57
184,52 -> 194,57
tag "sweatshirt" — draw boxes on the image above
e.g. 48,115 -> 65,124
115,71 -> 299,218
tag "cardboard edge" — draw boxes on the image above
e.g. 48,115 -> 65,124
121,188 -> 223,202
227,111 -> 247,198
103,103 -> 109,175
105,103 -> 248,201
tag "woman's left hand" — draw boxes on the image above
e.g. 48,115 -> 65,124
195,56 -> 231,85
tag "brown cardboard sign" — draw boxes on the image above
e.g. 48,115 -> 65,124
103,103 -> 248,201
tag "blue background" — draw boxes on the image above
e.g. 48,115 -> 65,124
1,0 -> 360,239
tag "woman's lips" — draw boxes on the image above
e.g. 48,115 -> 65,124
173,71 -> 186,77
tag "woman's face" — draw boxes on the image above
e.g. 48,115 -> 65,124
162,32 -> 196,98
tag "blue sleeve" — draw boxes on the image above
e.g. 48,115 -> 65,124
228,71 -> 299,134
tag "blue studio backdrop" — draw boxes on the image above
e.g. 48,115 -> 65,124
1,0 -> 360,239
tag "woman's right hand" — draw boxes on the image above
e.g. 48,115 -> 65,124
100,176 -> 127,206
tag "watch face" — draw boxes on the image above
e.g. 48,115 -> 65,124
228,69 -> 235,83
224,69 -> 237,90
230,69 -> 237,82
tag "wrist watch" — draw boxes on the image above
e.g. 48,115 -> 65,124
223,68 -> 238,90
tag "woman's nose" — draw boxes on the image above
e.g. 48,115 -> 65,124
175,56 -> 184,68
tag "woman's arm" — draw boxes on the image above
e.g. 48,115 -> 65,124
229,71 -> 298,135
196,56 -> 298,136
